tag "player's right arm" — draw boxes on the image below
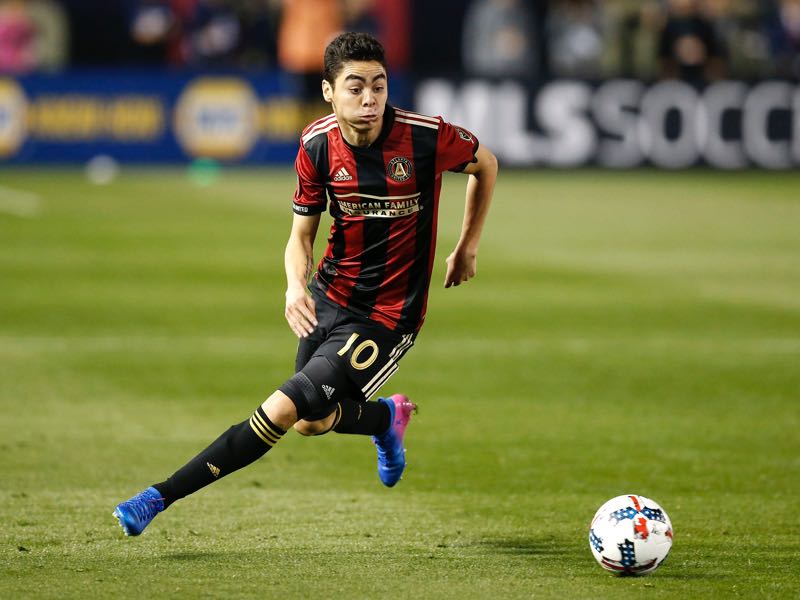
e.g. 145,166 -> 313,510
287,136 -> 328,338
285,213 -> 321,338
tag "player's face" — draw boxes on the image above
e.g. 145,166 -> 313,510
323,61 -> 388,142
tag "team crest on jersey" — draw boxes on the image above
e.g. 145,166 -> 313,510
456,127 -> 473,142
387,156 -> 413,182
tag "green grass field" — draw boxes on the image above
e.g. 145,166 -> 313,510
1,167 -> 798,599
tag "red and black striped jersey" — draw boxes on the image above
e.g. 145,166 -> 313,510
292,105 -> 479,333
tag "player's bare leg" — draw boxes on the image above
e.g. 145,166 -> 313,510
293,411 -> 337,436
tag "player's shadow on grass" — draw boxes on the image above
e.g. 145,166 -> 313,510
477,536 -> 570,556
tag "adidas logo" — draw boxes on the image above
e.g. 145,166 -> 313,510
207,462 -> 221,478
322,384 -> 336,400
332,167 -> 353,182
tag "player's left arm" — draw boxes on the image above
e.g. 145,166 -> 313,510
444,144 -> 498,288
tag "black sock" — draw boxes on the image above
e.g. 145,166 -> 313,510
332,399 -> 390,436
153,406 -> 285,508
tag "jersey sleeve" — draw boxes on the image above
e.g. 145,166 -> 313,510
292,143 -> 327,215
435,120 -> 480,174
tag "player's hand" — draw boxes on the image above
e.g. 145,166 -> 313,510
285,287 -> 317,338
444,248 -> 477,288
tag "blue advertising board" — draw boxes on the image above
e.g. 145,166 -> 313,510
0,71 -> 411,164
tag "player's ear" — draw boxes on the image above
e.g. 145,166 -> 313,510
322,80 -> 333,103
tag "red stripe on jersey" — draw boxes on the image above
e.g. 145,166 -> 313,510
323,130 -> 364,307
369,125 -> 418,329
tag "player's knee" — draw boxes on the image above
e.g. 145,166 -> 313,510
278,355 -> 348,419
293,419 -> 331,436
260,391 -> 298,431
279,371 -> 321,420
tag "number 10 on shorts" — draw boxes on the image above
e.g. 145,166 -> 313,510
337,333 -> 379,370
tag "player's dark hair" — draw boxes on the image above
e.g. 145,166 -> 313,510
323,32 -> 387,87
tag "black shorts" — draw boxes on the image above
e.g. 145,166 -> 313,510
296,291 -> 416,421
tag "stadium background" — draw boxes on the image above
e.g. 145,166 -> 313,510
1,0 -> 800,167
1,1 -> 798,599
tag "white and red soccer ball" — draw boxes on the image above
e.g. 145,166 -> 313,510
589,494 -> 673,576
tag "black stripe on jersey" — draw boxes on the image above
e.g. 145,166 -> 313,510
316,201 -> 345,294
350,146 -> 391,312
398,123 -> 438,330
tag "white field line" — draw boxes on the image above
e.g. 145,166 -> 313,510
0,184 -> 42,218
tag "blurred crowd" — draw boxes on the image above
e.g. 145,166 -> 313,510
0,0 -> 799,82
460,0 -> 800,83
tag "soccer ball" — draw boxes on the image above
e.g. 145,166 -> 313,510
588,494 -> 673,576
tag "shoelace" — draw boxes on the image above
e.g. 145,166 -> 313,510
126,495 -> 163,523
374,433 -> 402,462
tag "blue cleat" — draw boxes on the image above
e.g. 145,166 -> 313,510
372,394 -> 417,487
113,486 -> 164,536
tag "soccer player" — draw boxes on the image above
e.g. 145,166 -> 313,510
113,32 -> 497,536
